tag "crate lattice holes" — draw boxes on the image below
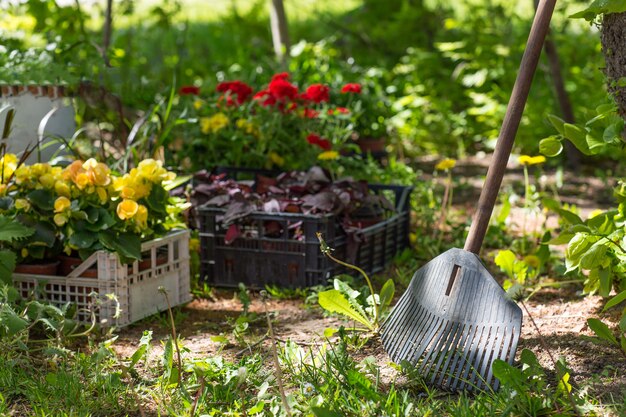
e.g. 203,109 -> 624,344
13,230 -> 191,327
198,178 -> 412,289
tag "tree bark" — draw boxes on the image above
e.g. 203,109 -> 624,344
601,12 -> 626,120
269,0 -> 290,64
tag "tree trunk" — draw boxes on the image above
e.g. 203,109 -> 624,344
269,0 -> 290,64
601,12 -> 626,120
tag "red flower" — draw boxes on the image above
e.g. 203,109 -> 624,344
269,77 -> 299,101
303,108 -> 319,118
327,107 -> 350,115
253,89 -> 276,107
216,81 -> 253,104
272,72 -> 290,81
301,84 -> 330,103
306,133 -> 332,151
179,85 -> 200,95
341,83 -> 362,94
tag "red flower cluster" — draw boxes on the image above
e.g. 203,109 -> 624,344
179,85 -> 200,96
306,133 -> 332,151
341,83 -> 362,94
301,84 -> 330,103
216,81 -> 253,105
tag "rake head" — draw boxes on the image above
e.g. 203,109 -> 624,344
381,248 -> 522,391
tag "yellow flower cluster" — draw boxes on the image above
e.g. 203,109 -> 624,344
111,159 -> 175,227
14,162 -> 63,191
0,153 -> 18,182
61,158 -> 111,204
200,113 -> 229,134
236,119 -> 260,138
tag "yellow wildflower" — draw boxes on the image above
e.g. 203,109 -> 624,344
0,184 -> 6,196
189,237 -> 200,252
435,158 -> 456,171
518,155 -> 546,166
236,119 -> 260,137
193,99 -> 203,110
268,151 -> 285,167
200,113 -> 229,134
21,248 -> 28,258
117,199 -> 139,220
54,196 -> 71,213
317,151 -> 340,161
523,255 -> 540,269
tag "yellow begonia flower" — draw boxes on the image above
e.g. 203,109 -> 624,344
117,199 -> 139,220
54,196 -> 71,213
96,187 -> 108,204
189,237 -> 200,252
39,173 -> 56,189
54,213 -> 68,226
518,155 -> 546,166
268,152 -> 285,166
21,248 -> 28,258
317,151 -> 340,161
0,184 -> 6,196
14,198 -> 30,211
193,99 -> 203,110
55,181 -> 71,198
435,158 -> 456,171
135,204 -> 148,224
200,113 -> 229,134
0,153 -> 18,178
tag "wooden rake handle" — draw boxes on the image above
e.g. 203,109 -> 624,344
464,0 -> 557,254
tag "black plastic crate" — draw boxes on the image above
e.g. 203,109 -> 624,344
197,175 -> 412,288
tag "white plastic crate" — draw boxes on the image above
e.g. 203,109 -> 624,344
13,230 -> 192,327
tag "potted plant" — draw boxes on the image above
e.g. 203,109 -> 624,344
0,153 -> 188,277
337,75 -> 393,159
172,73 -> 355,172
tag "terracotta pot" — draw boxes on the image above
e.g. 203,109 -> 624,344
58,255 -> 98,278
14,260 -> 60,276
137,254 -> 168,271
356,137 -> 386,155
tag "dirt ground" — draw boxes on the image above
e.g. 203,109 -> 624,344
112,159 -> 626,408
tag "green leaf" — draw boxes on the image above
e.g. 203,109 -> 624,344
566,233 -> 592,260
563,123 -> 592,155
0,215 -> 35,242
603,290 -> 626,312
579,243 -> 608,269
494,250 -> 516,279
547,233 -> 574,246
27,189 -> 55,211
98,231 -> 142,261
0,250 -> 16,285
311,407 -> 343,417
210,335 -> 229,344
378,279 -> 395,316
318,290 -> 373,330
557,209 -> 583,225
604,121 -> 624,143
323,327 -> 337,338
144,185 -> 168,215
599,268 -> 612,298
492,359 -> 524,391
69,231 -> 98,249
539,136 -> 563,157
570,0 -> 626,20
587,318 -> 618,345
0,305 -> 29,336
547,114 -> 566,135
130,330 -> 153,367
